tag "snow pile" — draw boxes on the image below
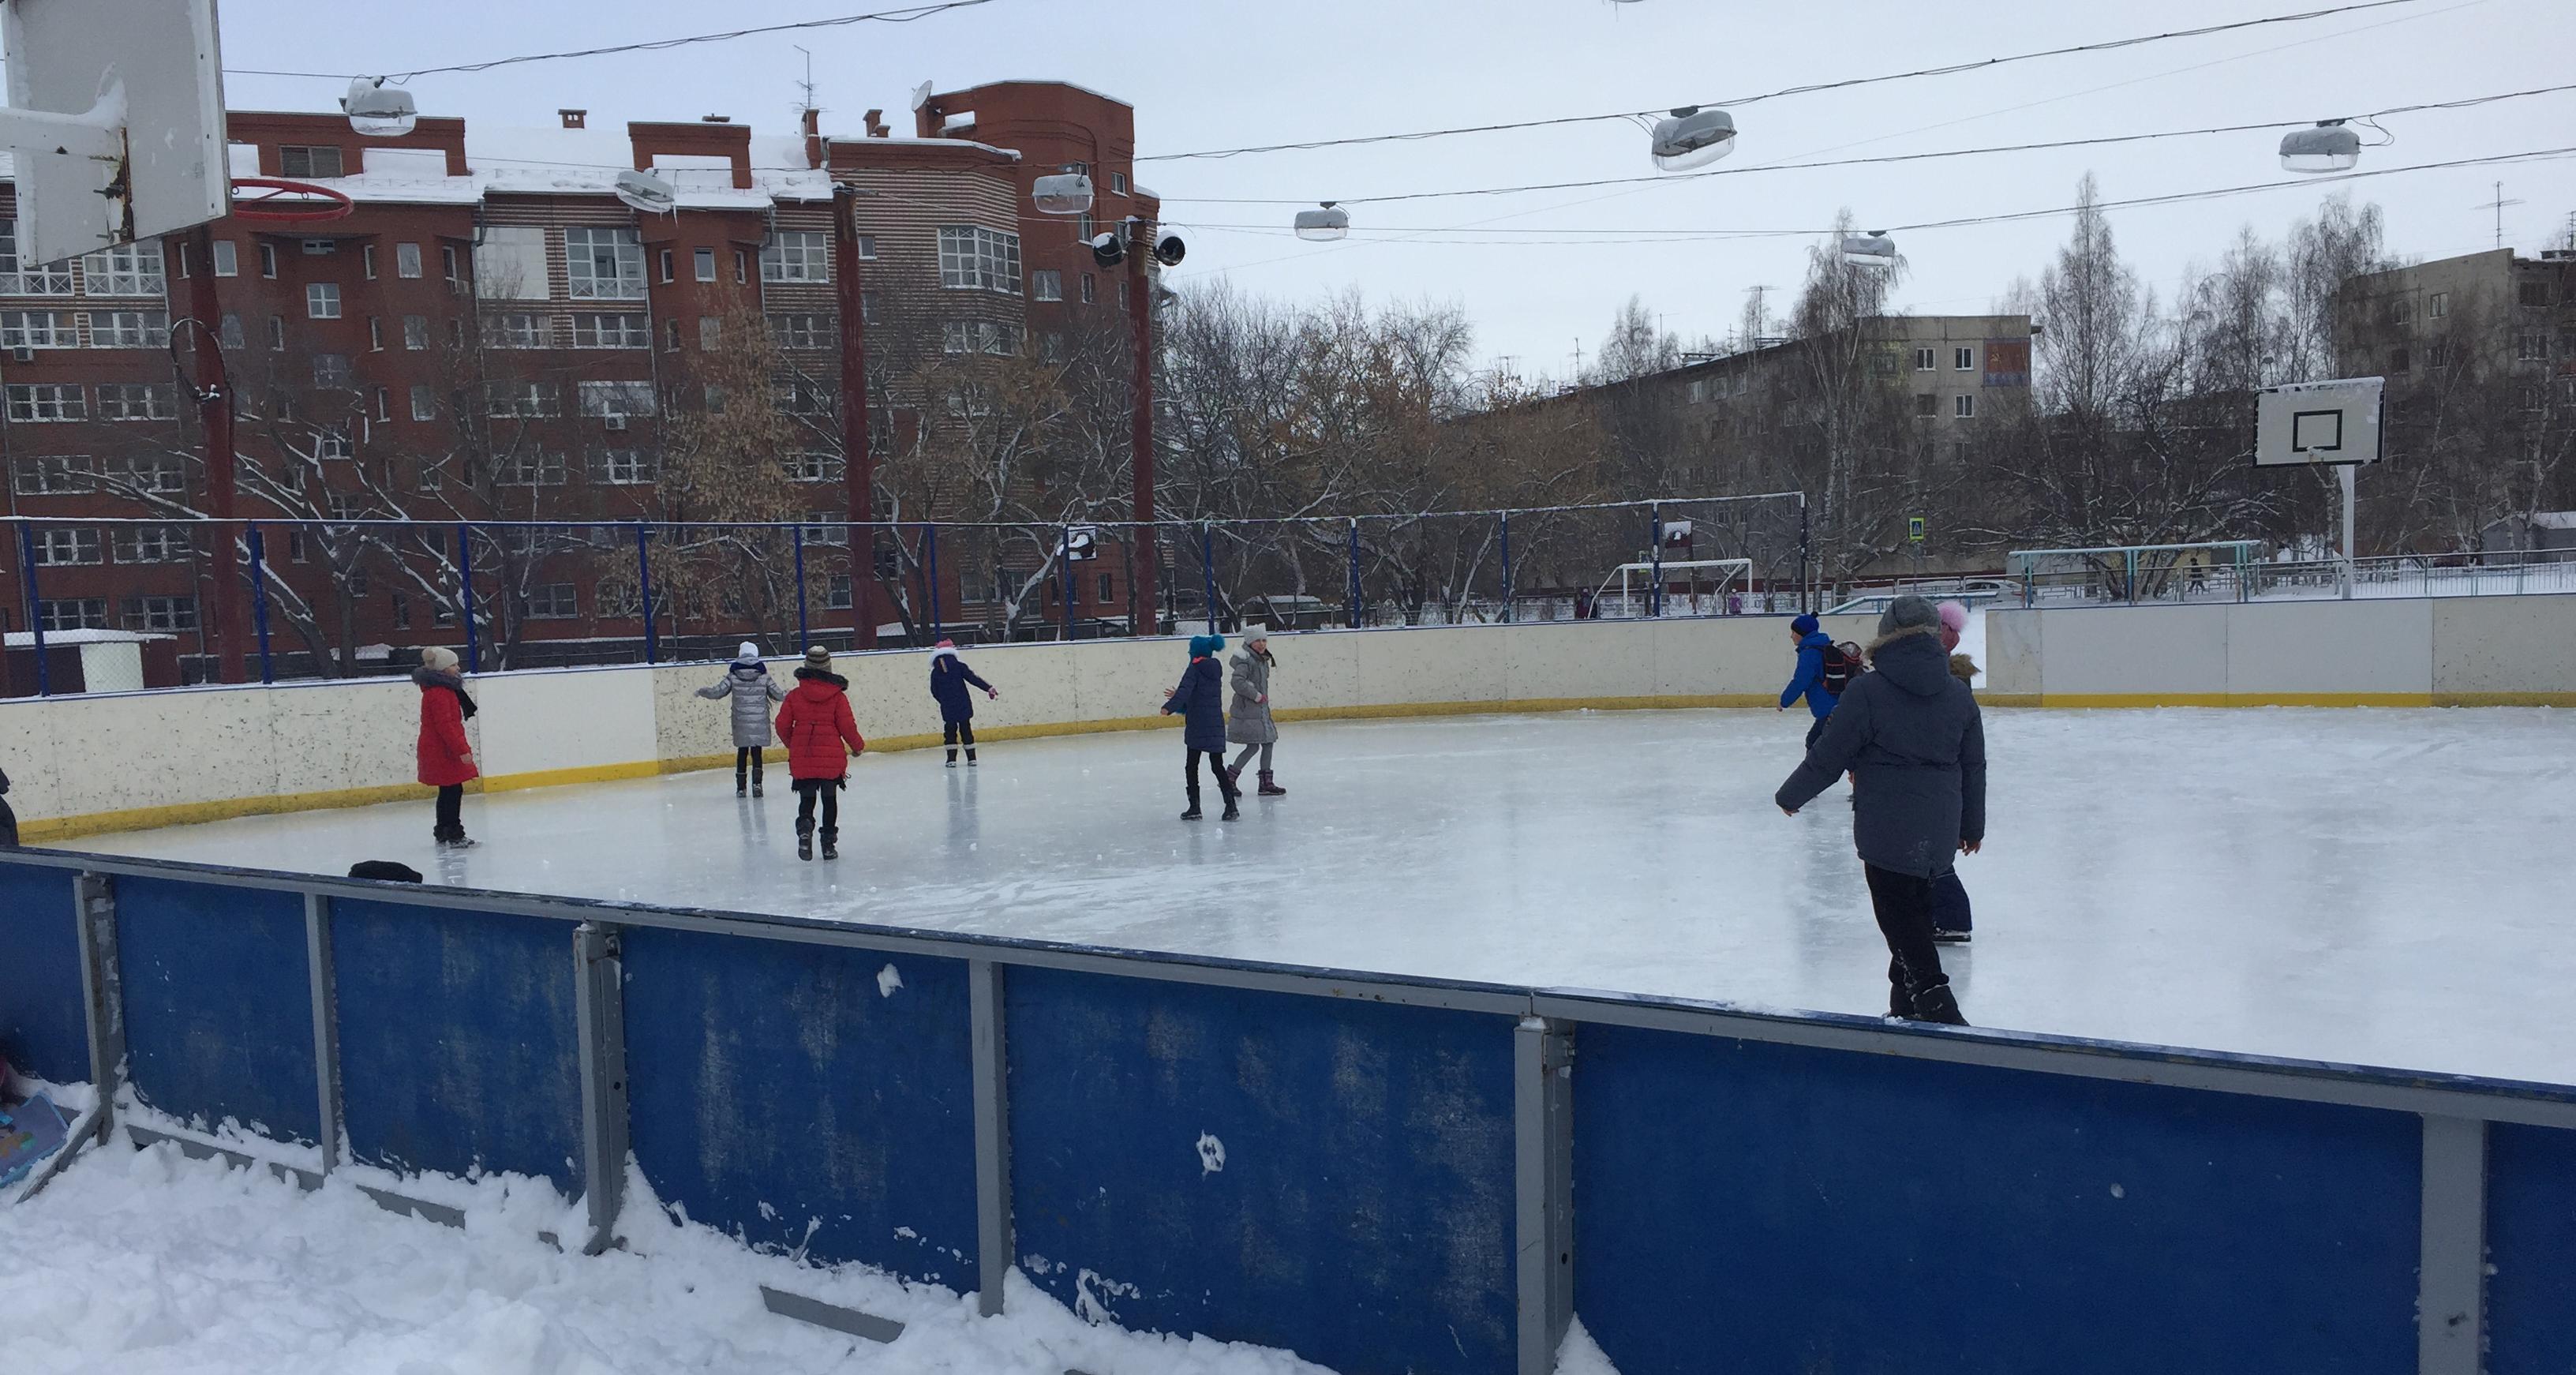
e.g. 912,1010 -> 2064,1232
2,1137 -> 1339,1375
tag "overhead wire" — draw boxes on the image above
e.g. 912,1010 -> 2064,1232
1134,0 -> 2435,162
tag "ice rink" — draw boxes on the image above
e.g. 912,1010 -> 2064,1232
72,706 -> 2576,1085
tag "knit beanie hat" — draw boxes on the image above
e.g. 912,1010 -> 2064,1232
420,646 -> 459,673
1878,594 -> 1939,639
935,638 -> 957,650
1189,633 -> 1222,658
736,641 -> 761,662
1936,601 -> 1969,634
803,646 -> 832,671
1789,613 -> 1822,636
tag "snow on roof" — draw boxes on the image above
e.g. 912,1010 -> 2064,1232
5,628 -> 170,647
2531,511 -> 2576,530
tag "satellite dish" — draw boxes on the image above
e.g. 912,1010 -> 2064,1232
613,169 -> 680,215
1033,171 -> 1095,215
1293,202 -> 1350,242
343,77 -> 417,138
1840,230 -> 1896,269
909,81 -> 934,113
2279,120 -> 2361,174
1090,230 -> 1125,268
1153,231 -> 1186,267
1649,106 -> 1737,172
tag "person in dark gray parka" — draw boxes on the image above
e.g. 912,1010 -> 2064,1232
697,641 -> 786,796
1776,595 -> 1986,1025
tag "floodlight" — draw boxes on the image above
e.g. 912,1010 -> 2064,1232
344,77 -> 417,138
1294,202 -> 1350,242
2279,121 -> 2361,174
1650,106 -> 1735,171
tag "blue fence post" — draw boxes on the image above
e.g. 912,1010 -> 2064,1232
247,525 -> 275,684
17,522 -> 48,696
1499,511 -> 1514,624
925,523 -> 942,635
635,523 -> 657,665
792,525 -> 811,654
1346,519 -> 1362,629
1648,505 -> 1664,618
1200,523 -> 1218,634
454,523 -> 480,674
1058,523 -> 1076,642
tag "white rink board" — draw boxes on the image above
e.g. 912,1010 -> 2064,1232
73,705 -> 2576,1086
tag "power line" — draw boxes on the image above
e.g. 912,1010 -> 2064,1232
1136,0 -> 2434,163
225,0 -> 1002,83
1155,82 -> 2576,208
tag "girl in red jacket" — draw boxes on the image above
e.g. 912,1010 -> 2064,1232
414,646 -> 478,849
775,646 -> 865,861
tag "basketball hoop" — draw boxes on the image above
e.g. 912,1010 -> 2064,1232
229,177 -> 356,225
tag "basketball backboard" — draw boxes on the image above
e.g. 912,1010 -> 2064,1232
1,0 -> 230,265
2254,377 -> 2384,467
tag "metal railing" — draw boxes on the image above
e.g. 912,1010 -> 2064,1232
2003,550 -> 2576,609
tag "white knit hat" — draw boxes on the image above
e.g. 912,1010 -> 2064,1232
736,641 -> 761,662
420,646 -> 459,673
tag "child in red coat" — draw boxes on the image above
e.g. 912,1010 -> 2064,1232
775,646 -> 865,861
414,646 -> 478,849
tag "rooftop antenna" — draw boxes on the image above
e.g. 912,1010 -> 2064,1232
793,46 -> 818,115
2476,181 -> 2523,250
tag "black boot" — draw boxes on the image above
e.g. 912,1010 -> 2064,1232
1219,782 -> 1241,822
945,748 -> 958,768
1910,983 -> 1968,1026
1257,770 -> 1286,797
965,749 -> 978,767
736,774 -> 747,797
751,777 -> 763,799
796,817 -> 814,861
1181,786 -> 1203,821
820,829 -> 839,861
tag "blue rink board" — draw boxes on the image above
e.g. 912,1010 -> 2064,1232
330,897 -> 583,1191
1571,1023 -> 2423,1375
620,926 -> 980,1286
0,863 -> 84,1084
2488,1122 -> 2576,1374
1004,965 -> 1517,1375
114,876 -> 320,1145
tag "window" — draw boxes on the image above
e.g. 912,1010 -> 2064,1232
601,449 -> 653,485
313,425 -> 353,459
486,381 -> 562,418
698,316 -> 721,351
474,226 -> 549,300
823,573 -> 853,610
856,234 -> 878,260
80,243 -> 166,296
123,596 -> 200,635
112,525 -> 191,564
784,451 -> 844,483
2521,281 -> 2555,309
495,451 -> 569,486
373,387 -> 391,421
774,380 -> 832,416
212,239 -> 240,277
266,315 -> 285,350
1032,268 -> 1062,302
392,594 -> 412,631
33,526 -> 102,565
570,313 -> 650,348
258,242 -> 279,279
214,313 -> 243,350
657,249 -> 675,284
943,320 -> 969,354
12,455 -> 95,495
1915,392 -> 1938,417
306,283 -> 342,319
735,249 -> 748,283
362,243 -> 377,279
103,455 -> 186,493
2519,332 -> 2551,362
1099,572 -> 1115,602
760,231 -> 830,283
80,309 -> 167,350
395,242 -> 422,279
1954,393 -> 1976,419
410,385 -> 436,421
485,312 -> 548,348
279,145 -> 344,178
566,227 -> 646,300
39,599 -> 110,631
95,382 -> 178,420
1914,347 -> 1935,371
578,380 -> 657,418
1953,346 -> 1975,371
2428,290 -> 2449,320
937,227 -> 1022,294
366,317 -> 384,350
768,313 -> 829,350
1110,171 -> 1128,195
861,292 -> 878,324
802,512 -> 848,546
7,384 -> 85,421
665,318 -> 683,352
527,583 -> 579,620
943,320 -> 1014,354
310,354 -> 353,391
0,310 -> 75,349
2387,295 -> 2414,324
399,314 -> 428,351
0,222 -> 74,295
2389,346 -> 2412,374
442,245 -> 462,290
1080,272 -> 1097,304
694,247 -> 716,282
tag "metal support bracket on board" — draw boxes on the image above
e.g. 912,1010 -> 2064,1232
73,871 -> 123,1147
968,957 -> 1013,1317
572,923 -> 629,1257
1515,1017 -> 1574,1375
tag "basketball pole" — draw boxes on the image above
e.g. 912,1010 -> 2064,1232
830,183 -> 877,650
2338,462 -> 2357,601
1126,217 -> 1159,638
185,223 -> 245,684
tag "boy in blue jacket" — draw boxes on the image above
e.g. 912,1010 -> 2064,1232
928,639 -> 999,767
1160,635 -> 1240,821
1777,613 -> 1850,750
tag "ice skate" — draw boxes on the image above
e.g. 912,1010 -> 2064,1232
820,830 -> 839,861
1931,928 -> 1970,945
796,818 -> 814,861
1910,985 -> 1968,1026
1220,791 -> 1241,822
1181,788 -> 1204,821
965,751 -> 978,767
751,781 -> 763,798
438,835 -> 477,851
1257,770 -> 1286,797
945,748 -> 958,768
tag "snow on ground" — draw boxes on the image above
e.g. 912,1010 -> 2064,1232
2,1134 -> 1335,1375
73,704 -> 2576,1084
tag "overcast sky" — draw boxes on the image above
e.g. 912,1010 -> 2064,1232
212,0 -> 2576,377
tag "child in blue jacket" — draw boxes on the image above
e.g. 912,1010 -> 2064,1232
1160,634 -> 1239,821
928,639 -> 999,767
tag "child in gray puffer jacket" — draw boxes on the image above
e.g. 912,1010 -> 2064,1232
697,642 -> 786,796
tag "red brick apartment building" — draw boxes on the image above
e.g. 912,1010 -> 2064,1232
0,80 -> 1159,688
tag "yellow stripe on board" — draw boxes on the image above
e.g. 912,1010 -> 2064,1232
2036,692 -> 2439,709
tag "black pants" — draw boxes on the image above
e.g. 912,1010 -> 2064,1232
1804,714 -> 1829,751
433,784 -> 464,841
795,779 -> 840,834
734,747 -> 764,785
1863,864 -> 1951,1013
1931,871 -> 1973,933
944,720 -> 976,751
1185,748 -> 1237,798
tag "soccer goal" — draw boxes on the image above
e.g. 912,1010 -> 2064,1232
1593,559 -> 1754,618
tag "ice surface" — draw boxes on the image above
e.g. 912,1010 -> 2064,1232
74,706 -> 2576,1085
